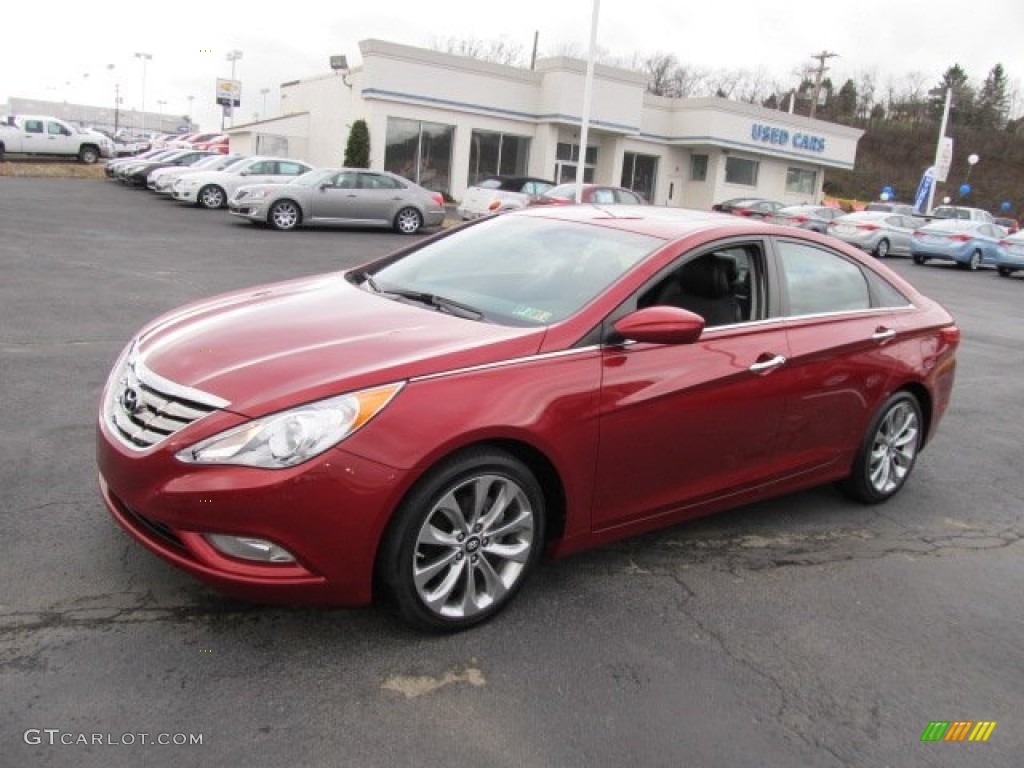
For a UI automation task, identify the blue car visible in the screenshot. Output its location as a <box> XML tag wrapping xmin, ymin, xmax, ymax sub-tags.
<box><xmin>996</xmin><ymin>231</ymin><xmax>1024</xmax><ymax>277</ymax></box>
<box><xmin>910</xmin><ymin>220</ymin><xmax>1005</xmax><ymax>270</ymax></box>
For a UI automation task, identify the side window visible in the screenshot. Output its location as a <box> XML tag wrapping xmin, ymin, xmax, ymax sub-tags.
<box><xmin>334</xmin><ymin>171</ymin><xmax>359</xmax><ymax>189</ymax></box>
<box><xmin>360</xmin><ymin>173</ymin><xmax>401</xmax><ymax>190</ymax></box>
<box><xmin>776</xmin><ymin>241</ymin><xmax>870</xmax><ymax>316</ymax></box>
<box><xmin>864</xmin><ymin>269</ymin><xmax>911</xmax><ymax>308</ymax></box>
<box><xmin>25</xmin><ymin>120</ymin><xmax>43</xmax><ymax>134</ymax></box>
<box><xmin>592</xmin><ymin>188</ymin><xmax>615</xmax><ymax>204</ymax></box>
<box><xmin>615</xmin><ymin>189</ymin><xmax>643</xmax><ymax>204</ymax></box>
<box><xmin>277</xmin><ymin>162</ymin><xmax>307</xmax><ymax>176</ymax></box>
<box><xmin>522</xmin><ymin>181</ymin><xmax>539</xmax><ymax>195</ymax></box>
<box><xmin>638</xmin><ymin>244</ymin><xmax>762</xmax><ymax>327</ymax></box>
<box><xmin>246</xmin><ymin>161</ymin><xmax>273</xmax><ymax>174</ymax></box>
<box><xmin>47</xmin><ymin>122</ymin><xmax>67</xmax><ymax>136</ymax></box>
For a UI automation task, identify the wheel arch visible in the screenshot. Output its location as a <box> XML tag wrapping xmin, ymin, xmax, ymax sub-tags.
<box><xmin>893</xmin><ymin>381</ymin><xmax>933</xmax><ymax>446</ymax></box>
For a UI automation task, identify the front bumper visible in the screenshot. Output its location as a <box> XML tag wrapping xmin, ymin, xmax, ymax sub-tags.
<box><xmin>172</xmin><ymin>185</ymin><xmax>199</xmax><ymax>203</ymax></box>
<box><xmin>97</xmin><ymin>419</ymin><xmax>406</xmax><ymax>606</ymax></box>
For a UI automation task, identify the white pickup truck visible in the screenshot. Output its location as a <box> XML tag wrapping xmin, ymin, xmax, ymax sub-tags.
<box><xmin>0</xmin><ymin>115</ymin><xmax>114</xmax><ymax>163</ymax></box>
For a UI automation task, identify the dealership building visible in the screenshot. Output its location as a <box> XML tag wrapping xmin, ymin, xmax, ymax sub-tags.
<box><xmin>227</xmin><ymin>39</ymin><xmax>863</xmax><ymax>208</ymax></box>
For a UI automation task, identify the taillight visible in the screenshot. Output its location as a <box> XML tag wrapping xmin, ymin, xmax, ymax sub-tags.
<box><xmin>792</xmin><ymin>216</ymin><xmax>808</xmax><ymax>223</ymax></box>
<box><xmin>940</xmin><ymin>324</ymin><xmax>961</xmax><ymax>346</ymax></box>
<box><xmin>913</xmin><ymin>230</ymin><xmax>925</xmax><ymax>237</ymax></box>
<box><xmin>857</xmin><ymin>224</ymin><xmax>880</xmax><ymax>231</ymax></box>
<box><xmin>431</xmin><ymin>193</ymin><xmax>444</xmax><ymax>206</ymax></box>
<box><xmin>488</xmin><ymin>200</ymin><xmax>502</xmax><ymax>211</ymax></box>
<box><xmin>948</xmin><ymin>234</ymin><xmax>971</xmax><ymax>242</ymax></box>
<box><xmin>998</xmin><ymin>240</ymin><xmax>1010</xmax><ymax>247</ymax></box>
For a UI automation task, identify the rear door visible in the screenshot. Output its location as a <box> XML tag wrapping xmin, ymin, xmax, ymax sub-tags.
<box><xmin>769</xmin><ymin>238</ymin><xmax>906</xmax><ymax>475</ymax></box>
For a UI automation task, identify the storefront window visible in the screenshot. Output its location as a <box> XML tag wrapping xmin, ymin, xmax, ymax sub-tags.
<box><xmin>468</xmin><ymin>131</ymin><xmax>531</xmax><ymax>186</ymax></box>
<box><xmin>385</xmin><ymin>117</ymin><xmax>454</xmax><ymax>195</ymax></box>
<box><xmin>725</xmin><ymin>156</ymin><xmax>759</xmax><ymax>186</ymax></box>
<box><xmin>555</xmin><ymin>142</ymin><xmax>597</xmax><ymax>184</ymax></box>
<box><xmin>786</xmin><ymin>167</ymin><xmax>817</xmax><ymax>196</ymax></box>
<box><xmin>621</xmin><ymin>152</ymin><xmax>658</xmax><ymax>203</ymax></box>
<box><xmin>690</xmin><ymin>154</ymin><xmax>708</xmax><ymax>182</ymax></box>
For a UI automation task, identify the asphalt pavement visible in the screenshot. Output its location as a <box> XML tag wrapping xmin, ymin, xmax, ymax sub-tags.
<box><xmin>1</xmin><ymin>178</ymin><xmax>1022</xmax><ymax>767</ymax></box>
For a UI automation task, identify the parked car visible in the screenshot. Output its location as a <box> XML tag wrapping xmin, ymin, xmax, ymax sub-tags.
<box><xmin>120</xmin><ymin>150</ymin><xmax>215</xmax><ymax>188</ymax></box>
<box><xmin>711</xmin><ymin>198</ymin><xmax>784</xmax><ymax>218</ymax></box>
<box><xmin>105</xmin><ymin>148</ymin><xmax>176</xmax><ymax>178</ymax></box>
<box><xmin>97</xmin><ymin>206</ymin><xmax>959</xmax><ymax>631</ymax></box>
<box><xmin>171</xmin><ymin>156</ymin><xmax>314</xmax><ymax>209</ymax></box>
<box><xmin>910</xmin><ymin>220</ymin><xmax>1005</xmax><ymax>269</ymax></box>
<box><xmin>529</xmin><ymin>183</ymin><xmax>647</xmax><ymax>206</ymax></box>
<box><xmin>864</xmin><ymin>202</ymin><xmax>921</xmax><ymax>217</ymax></box>
<box><xmin>993</xmin><ymin>216</ymin><xmax>1020</xmax><ymax>234</ymax></box>
<box><xmin>995</xmin><ymin>231</ymin><xmax>1024</xmax><ymax>277</ymax></box>
<box><xmin>228</xmin><ymin>168</ymin><xmax>446</xmax><ymax>234</ymax></box>
<box><xmin>0</xmin><ymin>115</ymin><xmax>113</xmax><ymax>163</ymax></box>
<box><xmin>767</xmin><ymin>205</ymin><xmax>845</xmax><ymax>233</ymax></box>
<box><xmin>193</xmin><ymin>134</ymin><xmax>228</xmax><ymax>152</ymax></box>
<box><xmin>149</xmin><ymin>154</ymin><xmax>246</xmax><ymax>194</ymax></box>
<box><xmin>457</xmin><ymin>176</ymin><xmax>555</xmax><ymax>219</ymax></box>
<box><xmin>929</xmin><ymin>205</ymin><xmax>994</xmax><ymax>223</ymax></box>
<box><xmin>827</xmin><ymin>211</ymin><xmax>919</xmax><ymax>258</ymax></box>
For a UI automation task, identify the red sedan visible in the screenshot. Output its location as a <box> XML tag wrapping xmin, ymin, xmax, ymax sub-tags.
<box><xmin>97</xmin><ymin>206</ymin><xmax>959</xmax><ymax>631</ymax></box>
<box><xmin>529</xmin><ymin>183</ymin><xmax>647</xmax><ymax>206</ymax></box>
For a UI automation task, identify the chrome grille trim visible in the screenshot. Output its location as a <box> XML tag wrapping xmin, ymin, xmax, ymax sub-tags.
<box><xmin>104</xmin><ymin>352</ymin><xmax>229</xmax><ymax>452</ymax></box>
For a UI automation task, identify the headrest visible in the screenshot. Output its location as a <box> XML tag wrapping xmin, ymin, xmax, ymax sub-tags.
<box><xmin>681</xmin><ymin>256</ymin><xmax>731</xmax><ymax>299</ymax></box>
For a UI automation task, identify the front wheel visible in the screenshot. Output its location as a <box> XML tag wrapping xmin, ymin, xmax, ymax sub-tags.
<box><xmin>394</xmin><ymin>206</ymin><xmax>423</xmax><ymax>235</ymax></box>
<box><xmin>268</xmin><ymin>199</ymin><xmax>301</xmax><ymax>230</ymax></box>
<box><xmin>998</xmin><ymin>266</ymin><xmax>1013</xmax><ymax>277</ymax></box>
<box><xmin>840</xmin><ymin>392</ymin><xmax>923</xmax><ymax>504</ymax></box>
<box><xmin>79</xmin><ymin>146</ymin><xmax>99</xmax><ymax>164</ymax></box>
<box><xmin>379</xmin><ymin>448</ymin><xmax>545</xmax><ymax>632</ymax></box>
<box><xmin>874</xmin><ymin>239</ymin><xmax>890</xmax><ymax>259</ymax></box>
<box><xmin>966</xmin><ymin>250</ymin><xmax>982</xmax><ymax>271</ymax></box>
<box><xmin>198</xmin><ymin>185</ymin><xmax>226</xmax><ymax>209</ymax></box>
<box><xmin>912</xmin><ymin>254</ymin><xmax>926</xmax><ymax>265</ymax></box>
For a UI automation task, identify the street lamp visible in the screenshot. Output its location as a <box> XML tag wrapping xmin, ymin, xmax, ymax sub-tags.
<box><xmin>260</xmin><ymin>87</ymin><xmax>270</xmax><ymax>120</ymax></box>
<box><xmin>157</xmin><ymin>100</ymin><xmax>167</xmax><ymax>132</ymax></box>
<box><xmin>134</xmin><ymin>52</ymin><xmax>152</xmax><ymax>132</ymax></box>
<box><xmin>187</xmin><ymin>95</ymin><xmax>195</xmax><ymax>128</ymax></box>
<box><xmin>225</xmin><ymin>49</ymin><xmax>243</xmax><ymax>128</ymax></box>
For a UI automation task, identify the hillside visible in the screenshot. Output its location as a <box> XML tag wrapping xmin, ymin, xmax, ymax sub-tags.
<box><xmin>825</xmin><ymin>124</ymin><xmax>1024</xmax><ymax>215</ymax></box>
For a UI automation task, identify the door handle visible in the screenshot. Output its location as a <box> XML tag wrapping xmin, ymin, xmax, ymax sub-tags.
<box><xmin>749</xmin><ymin>354</ymin><xmax>787</xmax><ymax>374</ymax></box>
<box><xmin>872</xmin><ymin>327</ymin><xmax>896</xmax><ymax>343</ymax></box>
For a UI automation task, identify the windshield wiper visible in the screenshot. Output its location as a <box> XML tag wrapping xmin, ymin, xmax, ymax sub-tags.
<box><xmin>377</xmin><ymin>286</ymin><xmax>485</xmax><ymax>321</ymax></box>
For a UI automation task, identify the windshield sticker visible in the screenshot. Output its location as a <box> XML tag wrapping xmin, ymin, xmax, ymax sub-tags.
<box><xmin>511</xmin><ymin>305</ymin><xmax>553</xmax><ymax>323</ymax></box>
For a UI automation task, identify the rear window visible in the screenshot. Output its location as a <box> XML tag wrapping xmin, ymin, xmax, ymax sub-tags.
<box><xmin>477</xmin><ymin>179</ymin><xmax>502</xmax><ymax>189</ymax></box>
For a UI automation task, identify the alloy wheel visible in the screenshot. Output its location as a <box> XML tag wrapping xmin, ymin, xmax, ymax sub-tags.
<box><xmin>867</xmin><ymin>400</ymin><xmax>920</xmax><ymax>495</ymax></box>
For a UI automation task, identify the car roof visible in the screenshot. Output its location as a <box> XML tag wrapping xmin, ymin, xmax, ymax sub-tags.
<box><xmin>513</xmin><ymin>203</ymin><xmax>763</xmax><ymax>240</ymax></box>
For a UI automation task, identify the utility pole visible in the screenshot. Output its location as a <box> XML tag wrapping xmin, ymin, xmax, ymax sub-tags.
<box><xmin>808</xmin><ymin>50</ymin><xmax>838</xmax><ymax>120</ymax></box>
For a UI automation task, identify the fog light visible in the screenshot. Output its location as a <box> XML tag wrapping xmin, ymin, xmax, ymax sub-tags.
<box><xmin>205</xmin><ymin>534</ymin><xmax>296</xmax><ymax>563</ymax></box>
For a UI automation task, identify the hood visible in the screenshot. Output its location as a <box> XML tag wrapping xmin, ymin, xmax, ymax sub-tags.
<box><xmin>135</xmin><ymin>273</ymin><xmax>545</xmax><ymax>416</ymax></box>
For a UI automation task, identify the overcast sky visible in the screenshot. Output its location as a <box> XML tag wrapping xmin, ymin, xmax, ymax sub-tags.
<box><xmin>3</xmin><ymin>1</ymin><xmax>1021</xmax><ymax>132</ymax></box>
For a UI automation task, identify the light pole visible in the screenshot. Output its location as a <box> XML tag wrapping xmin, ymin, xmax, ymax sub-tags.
<box><xmin>260</xmin><ymin>87</ymin><xmax>269</xmax><ymax>120</ymax></box>
<box><xmin>187</xmin><ymin>95</ymin><xmax>195</xmax><ymax>128</ymax></box>
<box><xmin>225</xmin><ymin>49</ymin><xmax>243</xmax><ymax>128</ymax></box>
<box><xmin>134</xmin><ymin>52</ymin><xmax>152</xmax><ymax>133</ymax></box>
<box><xmin>157</xmin><ymin>100</ymin><xmax>167</xmax><ymax>132</ymax></box>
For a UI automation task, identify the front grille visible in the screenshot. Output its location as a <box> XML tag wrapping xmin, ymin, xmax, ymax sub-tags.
<box><xmin>104</xmin><ymin>350</ymin><xmax>229</xmax><ymax>451</ymax></box>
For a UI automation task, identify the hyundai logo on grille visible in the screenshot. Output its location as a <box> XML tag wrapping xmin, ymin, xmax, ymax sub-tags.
<box><xmin>120</xmin><ymin>386</ymin><xmax>140</xmax><ymax>414</ymax></box>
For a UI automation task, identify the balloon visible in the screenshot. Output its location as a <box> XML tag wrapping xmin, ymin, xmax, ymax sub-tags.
<box><xmin>1001</xmin><ymin>201</ymin><xmax>1012</xmax><ymax>212</ymax></box>
<box><xmin>880</xmin><ymin>192</ymin><xmax>891</xmax><ymax>201</ymax></box>
<box><xmin>959</xmin><ymin>184</ymin><xmax>971</xmax><ymax>196</ymax></box>
<box><xmin>882</xmin><ymin>186</ymin><xmax>894</xmax><ymax>196</ymax></box>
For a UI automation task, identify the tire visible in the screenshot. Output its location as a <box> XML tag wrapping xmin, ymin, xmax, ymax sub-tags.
<box><xmin>912</xmin><ymin>254</ymin><xmax>926</xmax><ymax>265</ymax></box>
<box><xmin>198</xmin><ymin>185</ymin><xmax>226</xmax><ymax>209</ymax></box>
<box><xmin>379</xmin><ymin>448</ymin><xmax>545</xmax><ymax>632</ymax></box>
<box><xmin>840</xmin><ymin>392</ymin><xmax>923</xmax><ymax>504</ymax></box>
<box><xmin>394</xmin><ymin>206</ymin><xmax>423</xmax><ymax>235</ymax></box>
<box><xmin>79</xmin><ymin>146</ymin><xmax>99</xmax><ymax>164</ymax></box>
<box><xmin>998</xmin><ymin>267</ymin><xmax>1013</xmax><ymax>277</ymax></box>
<box><xmin>268</xmin><ymin>199</ymin><xmax>301</xmax><ymax>231</ymax></box>
<box><xmin>967</xmin><ymin>250</ymin><xmax>982</xmax><ymax>271</ymax></box>
<box><xmin>874</xmin><ymin>239</ymin><xmax>890</xmax><ymax>259</ymax></box>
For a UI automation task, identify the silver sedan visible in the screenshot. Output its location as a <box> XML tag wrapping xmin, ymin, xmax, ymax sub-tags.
<box><xmin>827</xmin><ymin>211</ymin><xmax>920</xmax><ymax>258</ymax></box>
<box><xmin>228</xmin><ymin>168</ymin><xmax>446</xmax><ymax>234</ymax></box>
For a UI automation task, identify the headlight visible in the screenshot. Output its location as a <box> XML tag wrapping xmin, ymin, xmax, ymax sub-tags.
<box><xmin>246</xmin><ymin>189</ymin><xmax>269</xmax><ymax>201</ymax></box>
<box><xmin>176</xmin><ymin>382</ymin><xmax>404</xmax><ymax>468</ymax></box>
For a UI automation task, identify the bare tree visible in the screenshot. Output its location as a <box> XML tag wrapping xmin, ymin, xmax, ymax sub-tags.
<box><xmin>429</xmin><ymin>36</ymin><xmax>526</xmax><ymax>67</ymax></box>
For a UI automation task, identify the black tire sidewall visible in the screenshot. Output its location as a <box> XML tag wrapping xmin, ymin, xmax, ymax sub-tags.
<box><xmin>380</xmin><ymin>448</ymin><xmax>545</xmax><ymax>632</ymax></box>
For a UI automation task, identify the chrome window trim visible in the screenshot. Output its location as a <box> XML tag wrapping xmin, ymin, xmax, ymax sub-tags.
<box><xmin>410</xmin><ymin>345</ymin><xmax>603</xmax><ymax>383</ymax></box>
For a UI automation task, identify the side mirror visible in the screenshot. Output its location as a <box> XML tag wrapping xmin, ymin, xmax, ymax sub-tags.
<box><xmin>613</xmin><ymin>306</ymin><xmax>705</xmax><ymax>345</ymax></box>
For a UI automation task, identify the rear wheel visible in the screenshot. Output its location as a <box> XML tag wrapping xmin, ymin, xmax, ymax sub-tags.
<box><xmin>912</xmin><ymin>254</ymin><xmax>926</xmax><ymax>265</ymax></box>
<box><xmin>874</xmin><ymin>239</ymin><xmax>890</xmax><ymax>259</ymax></box>
<box><xmin>198</xmin><ymin>185</ymin><xmax>226</xmax><ymax>209</ymax></box>
<box><xmin>966</xmin><ymin>250</ymin><xmax>982</xmax><ymax>271</ymax></box>
<box><xmin>268</xmin><ymin>199</ymin><xmax>301</xmax><ymax>231</ymax></box>
<box><xmin>998</xmin><ymin>266</ymin><xmax>1013</xmax><ymax>277</ymax></box>
<box><xmin>379</xmin><ymin>448</ymin><xmax>545</xmax><ymax>632</ymax></box>
<box><xmin>394</xmin><ymin>206</ymin><xmax>423</xmax><ymax>235</ymax></box>
<box><xmin>841</xmin><ymin>392</ymin><xmax>922</xmax><ymax>504</ymax></box>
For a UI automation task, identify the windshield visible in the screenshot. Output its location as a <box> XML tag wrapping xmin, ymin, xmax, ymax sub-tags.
<box><xmin>368</xmin><ymin>215</ymin><xmax>663</xmax><ymax>326</ymax></box>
